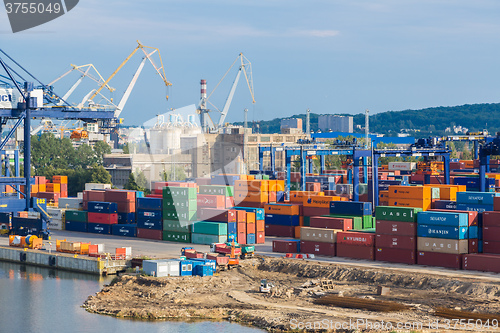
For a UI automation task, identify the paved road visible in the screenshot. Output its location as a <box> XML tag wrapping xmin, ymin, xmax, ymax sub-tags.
<box><xmin>2</xmin><ymin>230</ymin><xmax>500</xmax><ymax>281</ymax></box>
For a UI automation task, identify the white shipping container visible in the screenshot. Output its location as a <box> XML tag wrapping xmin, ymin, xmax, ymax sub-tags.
<box><xmin>58</xmin><ymin>198</ymin><xmax>82</xmax><ymax>209</ymax></box>
<box><xmin>49</xmin><ymin>218</ymin><xmax>64</xmax><ymax>230</ymax></box>
<box><xmin>47</xmin><ymin>208</ymin><xmax>65</xmax><ymax>219</ymax></box>
<box><xmin>85</xmin><ymin>183</ymin><xmax>112</xmax><ymax>191</ymax></box>
<box><xmin>388</xmin><ymin>162</ymin><xmax>416</xmax><ymax>171</ymax></box>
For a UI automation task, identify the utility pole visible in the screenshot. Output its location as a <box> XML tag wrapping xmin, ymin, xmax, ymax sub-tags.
<box><xmin>365</xmin><ymin>109</ymin><xmax>369</xmax><ymax>148</ymax></box>
<box><xmin>306</xmin><ymin>108</ymin><xmax>310</xmax><ymax>137</ymax></box>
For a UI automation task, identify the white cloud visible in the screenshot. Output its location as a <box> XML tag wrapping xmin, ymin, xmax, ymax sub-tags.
<box><xmin>297</xmin><ymin>30</ymin><xmax>341</xmax><ymax>38</ymax></box>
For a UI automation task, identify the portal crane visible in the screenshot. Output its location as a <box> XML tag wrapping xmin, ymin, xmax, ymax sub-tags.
<box><xmin>198</xmin><ymin>53</ymin><xmax>255</xmax><ymax>133</ymax></box>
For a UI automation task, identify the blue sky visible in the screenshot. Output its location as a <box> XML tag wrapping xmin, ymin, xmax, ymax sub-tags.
<box><xmin>1</xmin><ymin>0</ymin><xmax>500</xmax><ymax>126</ymax></box>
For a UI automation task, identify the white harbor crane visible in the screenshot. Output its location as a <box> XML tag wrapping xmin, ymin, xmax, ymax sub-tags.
<box><xmin>198</xmin><ymin>53</ymin><xmax>255</xmax><ymax>133</ymax></box>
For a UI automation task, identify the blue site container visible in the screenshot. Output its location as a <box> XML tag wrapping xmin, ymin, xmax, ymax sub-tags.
<box><xmin>191</xmin><ymin>258</ymin><xmax>216</xmax><ymax>271</ymax></box>
<box><xmin>87</xmin><ymin>201</ymin><xmax>118</xmax><ymax>214</ymax></box>
<box><xmin>417</xmin><ymin>224</ymin><xmax>468</xmax><ymax>239</ymax></box>
<box><xmin>193</xmin><ymin>264</ymin><xmax>214</xmax><ymax>277</ymax></box>
<box><xmin>456</xmin><ymin>203</ymin><xmax>493</xmax><ymax>214</ymax></box>
<box><xmin>433</xmin><ymin>200</ymin><xmax>457</xmax><ymax>210</ymax></box>
<box><xmin>227</xmin><ymin>222</ymin><xmax>237</xmax><ymax>235</ymax></box>
<box><xmin>137</xmin><ymin>197</ymin><xmax>163</xmax><ymax>211</ymax></box>
<box><xmin>417</xmin><ymin>212</ymin><xmax>469</xmax><ymax>227</ymax></box>
<box><xmin>117</xmin><ymin>212</ymin><xmax>136</xmax><ymax>224</ymax></box>
<box><xmin>265</xmin><ymin>214</ymin><xmax>300</xmax><ymax>226</ymax></box>
<box><xmin>137</xmin><ymin>218</ymin><xmax>163</xmax><ymax>230</ymax></box>
<box><xmin>111</xmin><ymin>224</ymin><xmax>137</xmax><ymax>237</ymax></box>
<box><xmin>64</xmin><ymin>220</ymin><xmax>87</xmax><ymax>232</ymax></box>
<box><xmin>179</xmin><ymin>260</ymin><xmax>193</xmax><ymax>276</ymax></box>
<box><xmin>137</xmin><ymin>209</ymin><xmax>162</xmax><ymax>220</ymax></box>
<box><xmin>246</xmin><ymin>233</ymin><xmax>256</xmax><ymax>244</ymax></box>
<box><xmin>227</xmin><ymin>233</ymin><xmax>237</xmax><ymax>242</ymax></box>
<box><xmin>233</xmin><ymin>207</ymin><xmax>265</xmax><ymax>220</ymax></box>
<box><xmin>87</xmin><ymin>223</ymin><xmax>112</xmax><ymax>234</ymax></box>
<box><xmin>469</xmin><ymin>226</ymin><xmax>479</xmax><ymax>239</ymax></box>
<box><xmin>330</xmin><ymin>201</ymin><xmax>372</xmax><ymax>216</ymax></box>
<box><xmin>456</xmin><ymin>191</ymin><xmax>500</xmax><ymax>205</ymax></box>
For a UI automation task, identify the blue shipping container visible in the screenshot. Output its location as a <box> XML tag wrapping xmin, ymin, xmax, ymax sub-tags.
<box><xmin>117</xmin><ymin>212</ymin><xmax>136</xmax><ymax>224</ymax></box>
<box><xmin>137</xmin><ymin>197</ymin><xmax>163</xmax><ymax>211</ymax></box>
<box><xmin>87</xmin><ymin>223</ymin><xmax>112</xmax><ymax>235</ymax></box>
<box><xmin>469</xmin><ymin>226</ymin><xmax>478</xmax><ymax>239</ymax></box>
<box><xmin>193</xmin><ymin>264</ymin><xmax>214</xmax><ymax>277</ymax></box>
<box><xmin>137</xmin><ymin>218</ymin><xmax>163</xmax><ymax>230</ymax></box>
<box><xmin>227</xmin><ymin>232</ymin><xmax>237</xmax><ymax>242</ymax></box>
<box><xmin>417</xmin><ymin>224</ymin><xmax>468</xmax><ymax>239</ymax></box>
<box><xmin>87</xmin><ymin>201</ymin><xmax>118</xmax><ymax>214</ymax></box>
<box><xmin>112</xmin><ymin>224</ymin><xmax>137</xmax><ymax>237</ymax></box>
<box><xmin>456</xmin><ymin>203</ymin><xmax>493</xmax><ymax>214</ymax></box>
<box><xmin>137</xmin><ymin>209</ymin><xmax>162</xmax><ymax>220</ymax></box>
<box><xmin>246</xmin><ymin>233</ymin><xmax>256</xmax><ymax>244</ymax></box>
<box><xmin>330</xmin><ymin>201</ymin><xmax>372</xmax><ymax>216</ymax></box>
<box><xmin>227</xmin><ymin>222</ymin><xmax>237</xmax><ymax>235</ymax></box>
<box><xmin>417</xmin><ymin>212</ymin><xmax>469</xmax><ymax>227</ymax></box>
<box><xmin>265</xmin><ymin>214</ymin><xmax>300</xmax><ymax>226</ymax></box>
<box><xmin>456</xmin><ymin>191</ymin><xmax>500</xmax><ymax>205</ymax></box>
<box><xmin>65</xmin><ymin>220</ymin><xmax>87</xmax><ymax>232</ymax></box>
<box><xmin>190</xmin><ymin>258</ymin><xmax>216</xmax><ymax>271</ymax></box>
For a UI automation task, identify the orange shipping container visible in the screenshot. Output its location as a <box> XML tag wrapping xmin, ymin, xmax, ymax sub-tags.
<box><xmin>38</xmin><ymin>184</ymin><xmax>46</xmax><ymax>192</ymax></box>
<box><xmin>234</xmin><ymin>191</ymin><xmax>269</xmax><ymax>203</ymax></box>
<box><xmin>439</xmin><ymin>187</ymin><xmax>457</xmax><ymax>201</ymax></box>
<box><xmin>236</xmin><ymin>210</ymin><xmax>246</xmax><ymax>223</ymax></box>
<box><xmin>388</xmin><ymin>198</ymin><xmax>431</xmax><ymax>211</ymax></box>
<box><xmin>268</xmin><ymin>191</ymin><xmax>277</xmax><ymax>203</ymax></box>
<box><xmin>269</xmin><ymin>180</ymin><xmax>285</xmax><ymax>192</ymax></box>
<box><xmin>256</xmin><ymin>220</ymin><xmax>265</xmax><ymax>232</ymax></box>
<box><xmin>389</xmin><ymin>185</ymin><xmax>431</xmax><ymax>200</ymax></box>
<box><xmin>247</xmin><ymin>223</ymin><xmax>256</xmax><ymax>234</ymax></box>
<box><xmin>53</xmin><ymin>175</ymin><xmax>68</xmax><ymax>184</ymax></box>
<box><xmin>289</xmin><ymin>191</ymin><xmax>324</xmax><ymax>203</ymax></box>
<box><xmin>264</xmin><ymin>203</ymin><xmax>300</xmax><ymax>215</ymax></box>
<box><xmin>246</xmin><ymin>212</ymin><xmax>256</xmax><ymax>224</ymax></box>
<box><xmin>303</xmin><ymin>195</ymin><xmax>344</xmax><ymax>208</ymax></box>
<box><xmin>234</xmin><ymin>180</ymin><xmax>269</xmax><ymax>192</ymax></box>
<box><xmin>46</xmin><ymin>183</ymin><xmax>61</xmax><ymax>193</ymax></box>
<box><xmin>294</xmin><ymin>226</ymin><xmax>302</xmax><ymax>239</ymax></box>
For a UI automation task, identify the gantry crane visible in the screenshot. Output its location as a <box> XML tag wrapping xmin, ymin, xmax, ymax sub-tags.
<box><xmin>198</xmin><ymin>53</ymin><xmax>255</xmax><ymax>133</ymax></box>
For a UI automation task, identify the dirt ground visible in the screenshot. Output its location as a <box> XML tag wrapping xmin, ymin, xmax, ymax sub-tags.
<box><xmin>83</xmin><ymin>256</ymin><xmax>500</xmax><ymax>332</ymax></box>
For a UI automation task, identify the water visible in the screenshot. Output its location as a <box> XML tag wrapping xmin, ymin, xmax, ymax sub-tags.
<box><xmin>0</xmin><ymin>262</ymin><xmax>264</xmax><ymax>333</ymax></box>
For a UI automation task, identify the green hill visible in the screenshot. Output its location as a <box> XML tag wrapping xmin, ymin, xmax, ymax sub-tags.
<box><xmin>234</xmin><ymin>103</ymin><xmax>500</xmax><ymax>137</ymax></box>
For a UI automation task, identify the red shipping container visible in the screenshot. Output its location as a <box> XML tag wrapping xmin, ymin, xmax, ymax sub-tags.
<box><xmin>196</xmin><ymin>178</ymin><xmax>212</xmax><ymax>186</ymax></box>
<box><xmin>375</xmin><ymin>220</ymin><xmax>417</xmax><ymax>237</ymax></box>
<box><xmin>225</xmin><ymin>196</ymin><xmax>235</xmax><ymax>209</ymax></box>
<box><xmin>469</xmin><ymin>239</ymin><xmax>479</xmax><ymax>254</ymax></box>
<box><xmin>235</xmin><ymin>200</ymin><xmax>266</xmax><ymax>208</ymax></box>
<box><xmin>237</xmin><ymin>222</ymin><xmax>246</xmax><ymax>233</ymax></box>
<box><xmin>37</xmin><ymin>192</ymin><xmax>60</xmax><ymax>204</ymax></box>
<box><xmin>494</xmin><ymin>197</ymin><xmax>500</xmax><ymax>211</ymax></box>
<box><xmin>306</xmin><ymin>182</ymin><xmax>321</xmax><ymax>192</ymax></box>
<box><xmin>268</xmin><ymin>191</ymin><xmax>277</xmax><ymax>203</ymax></box>
<box><xmin>482</xmin><ymin>241</ymin><xmax>500</xmax><ymax>254</ymax></box>
<box><xmin>256</xmin><ymin>231</ymin><xmax>265</xmax><ymax>244</ymax></box>
<box><xmin>265</xmin><ymin>224</ymin><xmax>295</xmax><ymax>237</ymax></box>
<box><xmin>376</xmin><ymin>247</ymin><xmax>416</xmax><ymax>265</ymax></box>
<box><xmin>430</xmin><ymin>209</ymin><xmax>478</xmax><ymax>226</ymax></box>
<box><xmin>300</xmin><ymin>241</ymin><xmax>336</xmax><ymax>256</ymax></box>
<box><xmin>145</xmin><ymin>194</ymin><xmax>163</xmax><ymax>198</ymax></box>
<box><xmin>375</xmin><ymin>234</ymin><xmax>417</xmax><ymax>250</ymax></box>
<box><xmin>463</xmin><ymin>253</ymin><xmax>500</xmax><ymax>273</ymax></box>
<box><xmin>302</xmin><ymin>206</ymin><xmax>330</xmax><ymax>217</ymax></box>
<box><xmin>483</xmin><ymin>211</ymin><xmax>500</xmax><ymax>227</ymax></box>
<box><xmin>198</xmin><ymin>208</ymin><xmax>237</xmax><ymax>222</ymax></box>
<box><xmin>336</xmin><ymin>243</ymin><xmax>374</xmax><ymax>260</ymax></box>
<box><xmin>273</xmin><ymin>240</ymin><xmax>299</xmax><ymax>253</ymax></box>
<box><xmin>105</xmin><ymin>189</ymin><xmax>135</xmax><ymax>202</ymax></box>
<box><xmin>117</xmin><ymin>201</ymin><xmax>136</xmax><ymax>213</ymax></box>
<box><xmin>137</xmin><ymin>228</ymin><xmax>163</xmax><ymax>240</ymax></box>
<box><xmin>85</xmin><ymin>190</ymin><xmax>106</xmax><ymax>202</ymax></box>
<box><xmin>197</xmin><ymin>194</ymin><xmax>226</xmax><ymax>209</ymax></box>
<box><xmin>237</xmin><ymin>232</ymin><xmax>246</xmax><ymax>245</ymax></box>
<box><xmin>247</xmin><ymin>222</ymin><xmax>256</xmax><ymax>234</ymax></box>
<box><xmin>87</xmin><ymin>212</ymin><xmax>118</xmax><ymax>224</ymax></box>
<box><xmin>236</xmin><ymin>210</ymin><xmax>246</xmax><ymax>223</ymax></box>
<box><xmin>309</xmin><ymin>216</ymin><xmax>352</xmax><ymax>231</ymax></box>
<box><xmin>417</xmin><ymin>251</ymin><xmax>462</xmax><ymax>269</ymax></box>
<box><xmin>60</xmin><ymin>183</ymin><xmax>68</xmax><ymax>192</ymax></box>
<box><xmin>337</xmin><ymin>231</ymin><xmax>375</xmax><ymax>246</ymax></box>
<box><xmin>482</xmin><ymin>226</ymin><xmax>500</xmax><ymax>242</ymax></box>
<box><xmin>60</xmin><ymin>191</ymin><xmax>68</xmax><ymax>198</ymax></box>
<box><xmin>256</xmin><ymin>220</ymin><xmax>265</xmax><ymax>232</ymax></box>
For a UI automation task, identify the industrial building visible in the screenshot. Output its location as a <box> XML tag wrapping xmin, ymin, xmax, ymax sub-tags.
<box><xmin>318</xmin><ymin>115</ymin><xmax>353</xmax><ymax>133</ymax></box>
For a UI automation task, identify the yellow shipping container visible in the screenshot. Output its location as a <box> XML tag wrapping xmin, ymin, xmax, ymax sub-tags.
<box><xmin>389</xmin><ymin>185</ymin><xmax>431</xmax><ymax>200</ymax></box>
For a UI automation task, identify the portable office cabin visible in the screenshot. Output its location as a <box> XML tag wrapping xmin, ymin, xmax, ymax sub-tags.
<box><xmin>143</xmin><ymin>259</ymin><xmax>180</xmax><ymax>277</ymax></box>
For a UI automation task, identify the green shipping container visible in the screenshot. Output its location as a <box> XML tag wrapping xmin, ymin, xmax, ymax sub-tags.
<box><xmin>163</xmin><ymin>209</ymin><xmax>197</xmax><ymax>222</ymax></box>
<box><xmin>163</xmin><ymin>231</ymin><xmax>191</xmax><ymax>243</ymax></box>
<box><xmin>324</xmin><ymin>214</ymin><xmax>363</xmax><ymax>230</ymax></box>
<box><xmin>65</xmin><ymin>210</ymin><xmax>87</xmax><ymax>223</ymax></box>
<box><xmin>375</xmin><ymin>206</ymin><xmax>422</xmax><ymax>223</ymax></box>
<box><xmin>290</xmin><ymin>182</ymin><xmax>301</xmax><ymax>191</ymax></box>
<box><xmin>351</xmin><ymin>227</ymin><xmax>376</xmax><ymax>233</ymax></box>
<box><xmin>163</xmin><ymin>220</ymin><xmax>195</xmax><ymax>233</ymax></box>
<box><xmin>198</xmin><ymin>185</ymin><xmax>234</xmax><ymax>197</ymax></box>
<box><xmin>303</xmin><ymin>216</ymin><xmax>310</xmax><ymax>227</ymax></box>
<box><xmin>191</xmin><ymin>221</ymin><xmax>228</xmax><ymax>235</ymax></box>
<box><xmin>191</xmin><ymin>233</ymin><xmax>228</xmax><ymax>245</ymax></box>
<box><xmin>362</xmin><ymin>215</ymin><xmax>373</xmax><ymax>229</ymax></box>
<box><xmin>163</xmin><ymin>199</ymin><xmax>197</xmax><ymax>213</ymax></box>
<box><xmin>163</xmin><ymin>187</ymin><xmax>197</xmax><ymax>200</ymax></box>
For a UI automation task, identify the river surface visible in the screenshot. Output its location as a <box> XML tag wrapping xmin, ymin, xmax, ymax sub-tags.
<box><xmin>0</xmin><ymin>261</ymin><xmax>264</xmax><ymax>333</ymax></box>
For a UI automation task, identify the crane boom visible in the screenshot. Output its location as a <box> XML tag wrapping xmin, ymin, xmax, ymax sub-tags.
<box><xmin>58</xmin><ymin>66</ymin><xmax>90</xmax><ymax>105</ymax></box>
<box><xmin>218</xmin><ymin>68</ymin><xmax>242</xmax><ymax>127</ymax></box>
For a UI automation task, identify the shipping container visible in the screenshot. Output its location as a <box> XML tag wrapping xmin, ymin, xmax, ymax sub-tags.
<box><xmin>87</xmin><ymin>212</ymin><xmax>118</xmax><ymax>224</ymax></box>
<box><xmin>137</xmin><ymin>228</ymin><xmax>163</xmax><ymax>240</ymax></box>
<box><xmin>456</xmin><ymin>203</ymin><xmax>493</xmax><ymax>213</ymax></box>
<box><xmin>272</xmin><ymin>239</ymin><xmax>300</xmax><ymax>253</ymax></box>
<box><xmin>198</xmin><ymin>185</ymin><xmax>234</xmax><ymax>197</ymax></box>
<box><xmin>65</xmin><ymin>210</ymin><xmax>87</xmax><ymax>223</ymax></box>
<box><xmin>137</xmin><ymin>197</ymin><xmax>163</xmax><ymax>211</ymax></box>
<box><xmin>300</xmin><ymin>241</ymin><xmax>336</xmax><ymax>256</ymax></box>
<box><xmin>246</xmin><ymin>222</ymin><xmax>255</xmax><ymax>234</ymax></box>
<box><xmin>389</xmin><ymin>185</ymin><xmax>431</xmax><ymax>199</ymax></box>
<box><xmin>264</xmin><ymin>203</ymin><xmax>300</xmax><ymax>215</ymax></box>
<box><xmin>64</xmin><ymin>220</ymin><xmax>87</xmax><ymax>232</ymax></box>
<box><xmin>481</xmin><ymin>241</ymin><xmax>500</xmax><ymax>254</ymax></box>
<box><xmin>163</xmin><ymin>199</ymin><xmax>197</xmax><ymax>212</ymax></box>
<box><xmin>309</xmin><ymin>216</ymin><xmax>352</xmax><ymax>231</ymax></box>
<box><xmin>375</xmin><ymin>206</ymin><xmax>422</xmax><ymax>222</ymax></box>
<box><xmin>482</xmin><ymin>226</ymin><xmax>500</xmax><ymax>242</ymax></box>
<box><xmin>300</xmin><ymin>227</ymin><xmax>341</xmax><ymax>243</ymax></box>
<box><xmin>336</xmin><ymin>243</ymin><xmax>374</xmax><ymax>260</ymax></box>
<box><xmin>433</xmin><ymin>200</ymin><xmax>457</xmax><ymax>210</ymax></box>
<box><xmin>417</xmin><ymin>211</ymin><xmax>469</xmax><ymax>227</ymax></box>
<box><xmin>162</xmin><ymin>231</ymin><xmax>191</xmax><ymax>243</ymax></box>
<box><xmin>162</xmin><ymin>220</ymin><xmax>194</xmax><ymax>233</ymax></box>
<box><xmin>163</xmin><ymin>187</ymin><xmax>197</xmax><ymax>200</ymax></box>
<box><xmin>143</xmin><ymin>259</ymin><xmax>180</xmax><ymax>277</ymax></box>
<box><xmin>256</xmin><ymin>231</ymin><xmax>265</xmax><ymax>244</ymax></box>
<box><xmin>111</xmin><ymin>224</ymin><xmax>137</xmax><ymax>237</ymax></box>
<box><xmin>87</xmin><ymin>201</ymin><xmax>118</xmax><ymax>214</ymax></box>
<box><xmin>265</xmin><ymin>214</ymin><xmax>300</xmax><ymax>226</ymax></box>
<box><xmin>191</xmin><ymin>221</ymin><xmax>228</xmax><ymax>235</ymax></box>
<box><xmin>482</xmin><ymin>211</ymin><xmax>500</xmax><ymax>227</ymax></box>
<box><xmin>417</xmin><ymin>224</ymin><xmax>468</xmax><ymax>239</ymax></box>
<box><xmin>375</xmin><ymin>247</ymin><xmax>416</xmax><ymax>264</ymax></box>
<box><xmin>417</xmin><ymin>237</ymin><xmax>468</xmax><ymax>254</ymax></box>
<box><xmin>457</xmin><ymin>192</ymin><xmax>500</xmax><ymax>205</ymax></box>
<box><xmin>232</xmin><ymin>207</ymin><xmax>265</xmax><ymax>220</ymax></box>
<box><xmin>375</xmin><ymin>220</ymin><xmax>417</xmax><ymax>236</ymax></box>
<box><xmin>87</xmin><ymin>223</ymin><xmax>112</xmax><ymax>235</ymax></box>
<box><xmin>104</xmin><ymin>189</ymin><xmax>136</xmax><ymax>202</ymax></box>
<box><xmin>265</xmin><ymin>224</ymin><xmax>295</xmax><ymax>237</ymax></box>
<box><xmin>163</xmin><ymin>209</ymin><xmax>197</xmax><ymax>222</ymax></box>
<box><xmin>336</xmin><ymin>231</ymin><xmax>375</xmax><ymax>246</ymax></box>
<box><xmin>302</xmin><ymin>206</ymin><xmax>331</xmax><ymax>217</ymax></box>
<box><xmin>330</xmin><ymin>201</ymin><xmax>372</xmax><ymax>216</ymax></box>
<box><xmin>117</xmin><ymin>212</ymin><xmax>136</xmax><ymax>224</ymax></box>
<box><xmin>137</xmin><ymin>210</ymin><xmax>162</xmax><ymax>220</ymax></box>
<box><xmin>388</xmin><ymin>198</ymin><xmax>431</xmax><ymax>211</ymax></box>
<box><xmin>430</xmin><ymin>209</ymin><xmax>478</xmax><ymax>226</ymax></box>
<box><xmin>463</xmin><ymin>253</ymin><xmax>500</xmax><ymax>273</ymax></box>
<box><xmin>197</xmin><ymin>194</ymin><xmax>226</xmax><ymax>209</ymax></box>
<box><xmin>137</xmin><ymin>219</ymin><xmax>163</xmax><ymax>230</ymax></box>
<box><xmin>246</xmin><ymin>233</ymin><xmax>256</xmax><ymax>244</ymax></box>
<box><xmin>417</xmin><ymin>252</ymin><xmax>462</xmax><ymax>269</ymax></box>
<box><xmin>197</xmin><ymin>208</ymin><xmax>237</xmax><ymax>222</ymax></box>
<box><xmin>191</xmin><ymin>233</ymin><xmax>227</xmax><ymax>245</ymax></box>
<box><xmin>375</xmin><ymin>234</ymin><xmax>416</xmax><ymax>250</ymax></box>
<box><xmin>326</xmin><ymin>215</ymin><xmax>363</xmax><ymax>230</ymax></box>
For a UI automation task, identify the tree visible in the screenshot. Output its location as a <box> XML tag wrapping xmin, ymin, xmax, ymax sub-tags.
<box><xmin>124</xmin><ymin>173</ymin><xmax>141</xmax><ymax>191</ymax></box>
<box><xmin>93</xmin><ymin>141</ymin><xmax>112</xmax><ymax>164</ymax></box>
<box><xmin>160</xmin><ymin>166</ymin><xmax>187</xmax><ymax>181</ymax></box>
<box><xmin>122</xmin><ymin>143</ymin><xmax>130</xmax><ymax>154</ymax></box>
<box><xmin>135</xmin><ymin>168</ymin><xmax>148</xmax><ymax>189</ymax></box>
<box><xmin>89</xmin><ymin>164</ymin><xmax>112</xmax><ymax>184</ymax></box>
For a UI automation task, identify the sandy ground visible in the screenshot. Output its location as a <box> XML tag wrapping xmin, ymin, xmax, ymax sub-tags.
<box><xmin>83</xmin><ymin>256</ymin><xmax>500</xmax><ymax>332</ymax></box>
